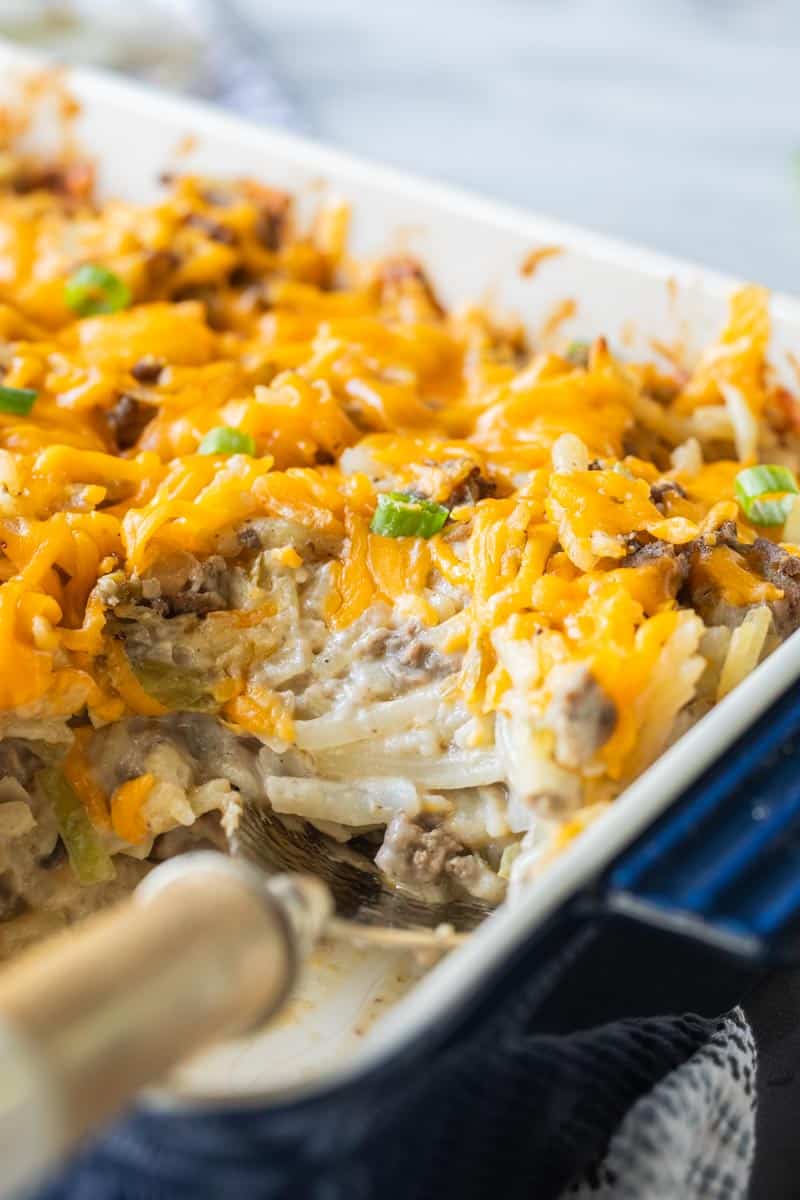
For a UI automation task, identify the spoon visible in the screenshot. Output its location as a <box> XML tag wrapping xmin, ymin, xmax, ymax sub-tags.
<box><xmin>0</xmin><ymin>797</ymin><xmax>490</xmax><ymax>1198</ymax></box>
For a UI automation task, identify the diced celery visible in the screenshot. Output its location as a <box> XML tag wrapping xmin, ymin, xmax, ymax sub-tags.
<box><xmin>131</xmin><ymin>659</ymin><xmax>213</xmax><ymax>710</ymax></box>
<box><xmin>38</xmin><ymin>767</ymin><xmax>116</xmax><ymax>886</ymax></box>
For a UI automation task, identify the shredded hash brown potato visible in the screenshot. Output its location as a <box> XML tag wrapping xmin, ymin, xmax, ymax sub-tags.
<box><xmin>0</xmin><ymin>114</ymin><xmax>799</xmax><ymax>951</ymax></box>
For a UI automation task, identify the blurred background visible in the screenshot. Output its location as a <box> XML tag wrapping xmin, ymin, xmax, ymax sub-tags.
<box><xmin>0</xmin><ymin>0</ymin><xmax>797</xmax><ymax>290</ymax></box>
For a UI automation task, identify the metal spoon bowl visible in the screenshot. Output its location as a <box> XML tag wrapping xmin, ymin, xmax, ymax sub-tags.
<box><xmin>233</xmin><ymin>799</ymin><xmax>491</xmax><ymax>949</ymax></box>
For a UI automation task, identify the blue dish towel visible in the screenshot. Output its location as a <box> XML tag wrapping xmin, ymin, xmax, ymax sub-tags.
<box><xmin>30</xmin><ymin>902</ymin><xmax>759</xmax><ymax>1200</ymax></box>
<box><xmin>34</xmin><ymin>983</ymin><xmax>756</xmax><ymax>1200</ymax></box>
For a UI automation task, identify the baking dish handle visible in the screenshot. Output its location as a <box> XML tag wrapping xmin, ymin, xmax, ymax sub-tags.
<box><xmin>597</xmin><ymin>678</ymin><xmax>800</xmax><ymax>966</ymax></box>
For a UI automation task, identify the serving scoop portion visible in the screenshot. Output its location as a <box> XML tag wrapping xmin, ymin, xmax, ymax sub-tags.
<box><xmin>0</xmin><ymin>796</ymin><xmax>489</xmax><ymax>1200</ymax></box>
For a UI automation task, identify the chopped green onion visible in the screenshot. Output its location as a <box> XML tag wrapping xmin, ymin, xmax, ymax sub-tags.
<box><xmin>0</xmin><ymin>385</ymin><xmax>37</xmax><ymax>415</ymax></box>
<box><xmin>198</xmin><ymin>426</ymin><xmax>256</xmax><ymax>456</ymax></box>
<box><xmin>741</xmin><ymin>495</ymin><xmax>796</xmax><ymax>525</ymax></box>
<box><xmin>37</xmin><ymin>767</ymin><xmax>116</xmax><ymax>885</ymax></box>
<box><xmin>370</xmin><ymin>492</ymin><xmax>449</xmax><ymax>538</ymax></box>
<box><xmin>735</xmin><ymin>464</ymin><xmax>798</xmax><ymax>500</ymax></box>
<box><xmin>564</xmin><ymin>339</ymin><xmax>590</xmax><ymax>367</ymax></box>
<box><xmin>735</xmin><ymin>464</ymin><xmax>799</xmax><ymax>525</ymax></box>
<box><xmin>64</xmin><ymin>264</ymin><xmax>131</xmax><ymax>316</ymax></box>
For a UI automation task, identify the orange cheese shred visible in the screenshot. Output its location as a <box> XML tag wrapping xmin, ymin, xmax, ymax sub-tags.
<box><xmin>62</xmin><ymin>729</ymin><xmax>111</xmax><ymax>832</ymax></box>
<box><xmin>111</xmin><ymin>774</ymin><xmax>155</xmax><ymax>845</ymax></box>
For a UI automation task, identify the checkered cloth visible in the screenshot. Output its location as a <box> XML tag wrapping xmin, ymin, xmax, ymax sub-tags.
<box><xmin>564</xmin><ymin>1010</ymin><xmax>756</xmax><ymax>1198</ymax></box>
<box><xmin>190</xmin><ymin>0</ymin><xmax>308</xmax><ymax>132</ymax></box>
<box><xmin>88</xmin><ymin>0</ymin><xmax>310</xmax><ymax>133</ymax></box>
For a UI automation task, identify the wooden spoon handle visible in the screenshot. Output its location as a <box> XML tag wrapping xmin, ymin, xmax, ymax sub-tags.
<box><xmin>0</xmin><ymin>853</ymin><xmax>332</xmax><ymax>1198</ymax></box>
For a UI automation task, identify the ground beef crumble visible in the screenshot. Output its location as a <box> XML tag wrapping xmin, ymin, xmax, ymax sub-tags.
<box><xmin>105</xmin><ymin>394</ymin><xmax>155</xmax><ymax>451</ymax></box>
<box><xmin>546</xmin><ymin>662</ymin><xmax>618</xmax><ymax>768</ymax></box>
<box><xmin>375</xmin><ymin>812</ymin><xmax>476</xmax><ymax>889</ymax></box>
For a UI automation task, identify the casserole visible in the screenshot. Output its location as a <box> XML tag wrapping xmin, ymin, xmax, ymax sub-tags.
<box><xmin>1</xmin><ymin>41</ymin><xmax>800</xmax><ymax>1109</ymax></box>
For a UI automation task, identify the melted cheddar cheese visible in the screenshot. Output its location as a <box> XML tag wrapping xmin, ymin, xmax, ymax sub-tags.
<box><xmin>0</xmin><ymin>140</ymin><xmax>792</xmax><ymax>806</ymax></box>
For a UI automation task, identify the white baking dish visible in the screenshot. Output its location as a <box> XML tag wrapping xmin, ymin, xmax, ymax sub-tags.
<box><xmin>1</xmin><ymin>38</ymin><xmax>799</xmax><ymax>1110</ymax></box>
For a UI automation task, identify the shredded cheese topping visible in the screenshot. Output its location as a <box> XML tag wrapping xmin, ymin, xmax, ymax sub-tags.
<box><xmin>0</xmin><ymin>144</ymin><xmax>794</xmax><ymax>810</ymax></box>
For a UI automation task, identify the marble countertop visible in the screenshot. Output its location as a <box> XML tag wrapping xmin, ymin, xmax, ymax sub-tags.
<box><xmin>237</xmin><ymin>0</ymin><xmax>800</xmax><ymax>293</ymax></box>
